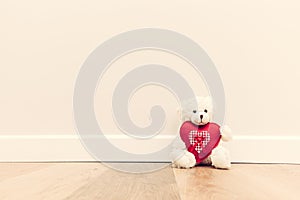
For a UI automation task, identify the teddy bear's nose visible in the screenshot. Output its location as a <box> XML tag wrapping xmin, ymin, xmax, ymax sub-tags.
<box><xmin>200</xmin><ymin>115</ymin><xmax>203</xmax><ymax>119</ymax></box>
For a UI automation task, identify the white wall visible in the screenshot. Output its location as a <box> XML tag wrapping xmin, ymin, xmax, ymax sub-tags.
<box><xmin>0</xmin><ymin>0</ymin><xmax>299</xmax><ymax>162</ymax></box>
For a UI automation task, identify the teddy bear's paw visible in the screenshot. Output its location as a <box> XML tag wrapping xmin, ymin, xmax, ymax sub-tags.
<box><xmin>211</xmin><ymin>146</ymin><xmax>231</xmax><ymax>169</ymax></box>
<box><xmin>220</xmin><ymin>125</ymin><xmax>233</xmax><ymax>142</ymax></box>
<box><xmin>172</xmin><ymin>150</ymin><xmax>196</xmax><ymax>169</ymax></box>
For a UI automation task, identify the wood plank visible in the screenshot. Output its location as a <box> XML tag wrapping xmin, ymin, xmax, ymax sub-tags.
<box><xmin>173</xmin><ymin>164</ymin><xmax>300</xmax><ymax>200</ymax></box>
<box><xmin>0</xmin><ymin>163</ymin><xmax>180</xmax><ymax>200</ymax></box>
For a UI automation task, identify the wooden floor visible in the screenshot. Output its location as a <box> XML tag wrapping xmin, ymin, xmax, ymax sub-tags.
<box><xmin>0</xmin><ymin>163</ymin><xmax>299</xmax><ymax>200</ymax></box>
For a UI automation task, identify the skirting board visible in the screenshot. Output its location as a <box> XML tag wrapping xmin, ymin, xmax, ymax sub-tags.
<box><xmin>0</xmin><ymin>135</ymin><xmax>299</xmax><ymax>163</ymax></box>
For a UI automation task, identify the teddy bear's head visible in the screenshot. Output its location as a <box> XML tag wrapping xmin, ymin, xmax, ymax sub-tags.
<box><xmin>180</xmin><ymin>96</ymin><xmax>213</xmax><ymax>126</ymax></box>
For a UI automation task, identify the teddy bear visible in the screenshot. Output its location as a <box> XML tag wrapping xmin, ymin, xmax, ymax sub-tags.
<box><xmin>170</xmin><ymin>96</ymin><xmax>232</xmax><ymax>169</ymax></box>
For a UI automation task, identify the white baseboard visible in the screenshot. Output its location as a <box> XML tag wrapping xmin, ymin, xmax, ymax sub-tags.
<box><xmin>224</xmin><ymin>135</ymin><xmax>300</xmax><ymax>164</ymax></box>
<box><xmin>0</xmin><ymin>135</ymin><xmax>299</xmax><ymax>163</ymax></box>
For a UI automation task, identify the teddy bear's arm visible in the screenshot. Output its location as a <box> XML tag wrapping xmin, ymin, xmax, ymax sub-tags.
<box><xmin>220</xmin><ymin>125</ymin><xmax>233</xmax><ymax>142</ymax></box>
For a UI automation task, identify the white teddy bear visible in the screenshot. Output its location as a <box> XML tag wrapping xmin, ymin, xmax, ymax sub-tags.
<box><xmin>170</xmin><ymin>96</ymin><xmax>232</xmax><ymax>169</ymax></box>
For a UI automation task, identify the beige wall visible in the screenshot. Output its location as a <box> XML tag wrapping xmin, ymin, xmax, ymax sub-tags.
<box><xmin>1</xmin><ymin>0</ymin><xmax>300</xmax><ymax>137</ymax></box>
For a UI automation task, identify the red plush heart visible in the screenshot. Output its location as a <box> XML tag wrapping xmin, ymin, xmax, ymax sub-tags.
<box><xmin>180</xmin><ymin>121</ymin><xmax>221</xmax><ymax>164</ymax></box>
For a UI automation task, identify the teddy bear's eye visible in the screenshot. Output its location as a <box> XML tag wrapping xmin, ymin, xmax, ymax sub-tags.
<box><xmin>204</xmin><ymin>109</ymin><xmax>208</xmax><ymax>113</ymax></box>
<box><xmin>193</xmin><ymin>110</ymin><xmax>197</xmax><ymax>113</ymax></box>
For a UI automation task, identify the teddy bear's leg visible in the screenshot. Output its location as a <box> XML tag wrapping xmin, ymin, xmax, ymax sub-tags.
<box><xmin>210</xmin><ymin>146</ymin><xmax>231</xmax><ymax>169</ymax></box>
<box><xmin>170</xmin><ymin>137</ymin><xmax>196</xmax><ymax>168</ymax></box>
<box><xmin>171</xmin><ymin>150</ymin><xmax>196</xmax><ymax>168</ymax></box>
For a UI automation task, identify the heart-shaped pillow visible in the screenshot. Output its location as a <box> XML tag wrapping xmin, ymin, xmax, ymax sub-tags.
<box><xmin>180</xmin><ymin>121</ymin><xmax>221</xmax><ymax>164</ymax></box>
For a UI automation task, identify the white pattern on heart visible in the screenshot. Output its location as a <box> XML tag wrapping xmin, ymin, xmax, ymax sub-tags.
<box><xmin>189</xmin><ymin>130</ymin><xmax>211</xmax><ymax>153</ymax></box>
